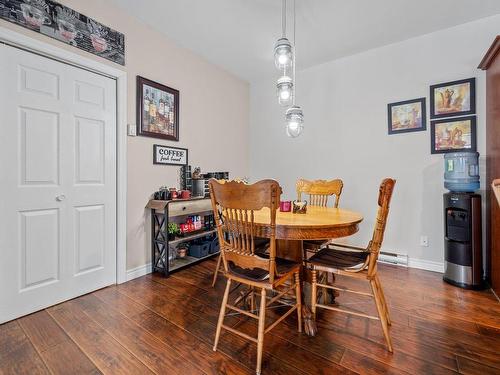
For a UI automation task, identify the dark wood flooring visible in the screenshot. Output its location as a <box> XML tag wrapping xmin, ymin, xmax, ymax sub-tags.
<box><xmin>1</xmin><ymin>260</ymin><xmax>500</xmax><ymax>375</ymax></box>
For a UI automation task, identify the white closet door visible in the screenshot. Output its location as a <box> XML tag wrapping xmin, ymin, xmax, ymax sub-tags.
<box><xmin>0</xmin><ymin>44</ymin><xmax>117</xmax><ymax>323</ymax></box>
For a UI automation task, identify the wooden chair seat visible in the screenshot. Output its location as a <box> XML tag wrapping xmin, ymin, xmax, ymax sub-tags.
<box><xmin>303</xmin><ymin>239</ymin><xmax>329</xmax><ymax>248</ymax></box>
<box><xmin>303</xmin><ymin>240</ymin><xmax>330</xmax><ymax>260</ymax></box>
<box><xmin>212</xmin><ymin>237</ymin><xmax>269</xmax><ymax>287</ymax></box>
<box><xmin>308</xmin><ymin>247</ymin><xmax>369</xmax><ymax>269</ymax></box>
<box><xmin>228</xmin><ymin>256</ymin><xmax>300</xmax><ymax>282</ymax></box>
<box><xmin>254</xmin><ymin>237</ymin><xmax>270</xmax><ymax>254</ymax></box>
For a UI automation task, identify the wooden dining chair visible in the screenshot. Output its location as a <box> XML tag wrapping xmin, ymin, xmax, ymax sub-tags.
<box><xmin>209</xmin><ymin>179</ymin><xmax>302</xmax><ymax>375</ymax></box>
<box><xmin>296</xmin><ymin>178</ymin><xmax>344</xmax><ymax>208</ymax></box>
<box><xmin>296</xmin><ymin>178</ymin><xmax>344</xmax><ymax>256</ymax></box>
<box><xmin>308</xmin><ymin>178</ymin><xmax>396</xmax><ymax>352</ymax></box>
<box><xmin>211</xmin><ymin>179</ymin><xmax>269</xmax><ymax>287</ymax></box>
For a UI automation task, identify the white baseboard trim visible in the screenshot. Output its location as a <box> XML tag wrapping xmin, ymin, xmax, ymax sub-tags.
<box><xmin>126</xmin><ymin>262</ymin><xmax>152</xmax><ymax>281</ymax></box>
<box><xmin>125</xmin><ymin>257</ymin><xmax>444</xmax><ymax>282</ymax></box>
<box><xmin>379</xmin><ymin>252</ymin><xmax>409</xmax><ymax>266</ymax></box>
<box><xmin>407</xmin><ymin>258</ymin><xmax>444</xmax><ymax>273</ymax></box>
<box><xmin>378</xmin><ymin>251</ymin><xmax>444</xmax><ymax>273</ymax></box>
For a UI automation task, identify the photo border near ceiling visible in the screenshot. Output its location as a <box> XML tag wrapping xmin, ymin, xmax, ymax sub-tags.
<box><xmin>0</xmin><ymin>0</ymin><xmax>125</xmax><ymax>65</ymax></box>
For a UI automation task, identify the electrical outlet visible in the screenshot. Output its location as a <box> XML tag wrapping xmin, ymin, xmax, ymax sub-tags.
<box><xmin>420</xmin><ymin>235</ymin><xmax>429</xmax><ymax>247</ymax></box>
<box><xmin>127</xmin><ymin>124</ymin><xmax>137</xmax><ymax>136</ymax></box>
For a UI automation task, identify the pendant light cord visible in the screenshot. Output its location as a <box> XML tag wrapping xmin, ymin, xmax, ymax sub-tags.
<box><xmin>292</xmin><ymin>0</ymin><xmax>296</xmax><ymax>105</ymax></box>
<box><xmin>281</xmin><ymin>0</ymin><xmax>286</xmax><ymax>37</ymax></box>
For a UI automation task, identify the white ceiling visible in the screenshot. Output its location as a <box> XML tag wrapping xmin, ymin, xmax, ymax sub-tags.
<box><xmin>111</xmin><ymin>0</ymin><xmax>500</xmax><ymax>82</ymax></box>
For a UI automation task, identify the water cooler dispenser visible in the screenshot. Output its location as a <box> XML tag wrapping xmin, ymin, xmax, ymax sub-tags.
<box><xmin>443</xmin><ymin>152</ymin><xmax>484</xmax><ymax>288</ymax></box>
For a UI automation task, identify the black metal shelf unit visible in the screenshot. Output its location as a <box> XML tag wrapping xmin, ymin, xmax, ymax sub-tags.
<box><xmin>147</xmin><ymin>197</ymin><xmax>219</xmax><ymax>277</ymax></box>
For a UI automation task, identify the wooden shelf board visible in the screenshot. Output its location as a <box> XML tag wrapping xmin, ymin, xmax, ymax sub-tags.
<box><xmin>169</xmin><ymin>229</ymin><xmax>217</xmax><ymax>245</ymax></box>
<box><xmin>170</xmin><ymin>252</ymin><xmax>219</xmax><ymax>272</ymax></box>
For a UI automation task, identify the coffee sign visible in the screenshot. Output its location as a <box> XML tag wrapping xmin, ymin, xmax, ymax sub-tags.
<box><xmin>153</xmin><ymin>145</ymin><xmax>188</xmax><ymax>166</ymax></box>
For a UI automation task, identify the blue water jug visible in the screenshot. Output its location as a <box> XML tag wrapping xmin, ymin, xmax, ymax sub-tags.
<box><xmin>444</xmin><ymin>152</ymin><xmax>480</xmax><ymax>192</ymax></box>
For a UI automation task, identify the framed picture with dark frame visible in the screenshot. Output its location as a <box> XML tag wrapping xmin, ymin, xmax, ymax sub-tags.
<box><xmin>430</xmin><ymin>78</ymin><xmax>475</xmax><ymax>119</ymax></box>
<box><xmin>430</xmin><ymin>116</ymin><xmax>476</xmax><ymax>154</ymax></box>
<box><xmin>137</xmin><ymin>76</ymin><xmax>179</xmax><ymax>141</ymax></box>
<box><xmin>387</xmin><ymin>97</ymin><xmax>426</xmax><ymax>135</ymax></box>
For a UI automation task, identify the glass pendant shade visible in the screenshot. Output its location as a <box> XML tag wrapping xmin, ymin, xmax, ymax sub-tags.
<box><xmin>274</xmin><ymin>37</ymin><xmax>293</xmax><ymax>69</ymax></box>
<box><xmin>285</xmin><ymin>105</ymin><xmax>304</xmax><ymax>138</ymax></box>
<box><xmin>276</xmin><ymin>76</ymin><xmax>293</xmax><ymax>106</ymax></box>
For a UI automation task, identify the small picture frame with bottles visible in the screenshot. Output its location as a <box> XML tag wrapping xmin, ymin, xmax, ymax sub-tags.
<box><xmin>137</xmin><ymin>76</ymin><xmax>179</xmax><ymax>141</ymax></box>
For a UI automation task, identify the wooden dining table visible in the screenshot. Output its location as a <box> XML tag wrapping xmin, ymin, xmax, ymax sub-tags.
<box><xmin>252</xmin><ymin>205</ymin><xmax>364</xmax><ymax>336</ymax></box>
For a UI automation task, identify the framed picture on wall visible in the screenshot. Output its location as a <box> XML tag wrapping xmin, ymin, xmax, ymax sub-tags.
<box><xmin>430</xmin><ymin>116</ymin><xmax>476</xmax><ymax>154</ymax></box>
<box><xmin>137</xmin><ymin>76</ymin><xmax>179</xmax><ymax>141</ymax></box>
<box><xmin>387</xmin><ymin>97</ymin><xmax>426</xmax><ymax>134</ymax></box>
<box><xmin>430</xmin><ymin>78</ymin><xmax>475</xmax><ymax>119</ymax></box>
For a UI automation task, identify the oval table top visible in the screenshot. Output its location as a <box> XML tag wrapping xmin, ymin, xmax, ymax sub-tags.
<box><xmin>253</xmin><ymin>206</ymin><xmax>364</xmax><ymax>240</ymax></box>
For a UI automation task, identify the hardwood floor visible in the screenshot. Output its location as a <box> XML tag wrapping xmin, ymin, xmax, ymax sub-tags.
<box><xmin>1</xmin><ymin>260</ymin><xmax>500</xmax><ymax>375</ymax></box>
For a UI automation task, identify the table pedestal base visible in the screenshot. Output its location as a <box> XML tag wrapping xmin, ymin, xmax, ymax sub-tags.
<box><xmin>275</xmin><ymin>239</ymin><xmax>337</xmax><ymax>336</ymax></box>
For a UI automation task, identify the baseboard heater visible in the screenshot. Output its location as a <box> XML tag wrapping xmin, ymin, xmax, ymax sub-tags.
<box><xmin>378</xmin><ymin>251</ymin><xmax>408</xmax><ymax>267</ymax></box>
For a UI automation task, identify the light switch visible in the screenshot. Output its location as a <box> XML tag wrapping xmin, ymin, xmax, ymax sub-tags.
<box><xmin>128</xmin><ymin>124</ymin><xmax>137</xmax><ymax>136</ymax></box>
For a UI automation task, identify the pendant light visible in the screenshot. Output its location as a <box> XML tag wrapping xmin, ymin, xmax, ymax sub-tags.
<box><xmin>285</xmin><ymin>0</ymin><xmax>304</xmax><ymax>137</ymax></box>
<box><xmin>276</xmin><ymin>75</ymin><xmax>293</xmax><ymax>106</ymax></box>
<box><xmin>285</xmin><ymin>105</ymin><xmax>304</xmax><ymax>138</ymax></box>
<box><xmin>274</xmin><ymin>0</ymin><xmax>293</xmax><ymax>70</ymax></box>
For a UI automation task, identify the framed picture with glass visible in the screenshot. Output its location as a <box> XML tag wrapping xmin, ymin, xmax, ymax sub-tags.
<box><xmin>137</xmin><ymin>76</ymin><xmax>179</xmax><ymax>141</ymax></box>
<box><xmin>387</xmin><ymin>97</ymin><xmax>426</xmax><ymax>135</ymax></box>
<box><xmin>430</xmin><ymin>116</ymin><xmax>476</xmax><ymax>154</ymax></box>
<box><xmin>430</xmin><ymin>78</ymin><xmax>475</xmax><ymax>119</ymax></box>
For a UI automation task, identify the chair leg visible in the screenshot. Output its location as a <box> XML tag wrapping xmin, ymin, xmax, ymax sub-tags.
<box><xmin>256</xmin><ymin>288</ymin><xmax>267</xmax><ymax>375</ymax></box>
<box><xmin>213</xmin><ymin>278</ymin><xmax>231</xmax><ymax>351</ymax></box>
<box><xmin>311</xmin><ymin>270</ymin><xmax>317</xmax><ymax>320</ymax></box>
<box><xmin>294</xmin><ymin>272</ymin><xmax>302</xmax><ymax>333</ymax></box>
<box><xmin>211</xmin><ymin>254</ymin><xmax>222</xmax><ymax>287</ymax></box>
<box><xmin>250</xmin><ymin>286</ymin><xmax>256</xmax><ymax>313</ymax></box>
<box><xmin>370</xmin><ymin>279</ymin><xmax>393</xmax><ymax>353</ymax></box>
<box><xmin>375</xmin><ymin>275</ymin><xmax>391</xmax><ymax>325</ymax></box>
<box><xmin>303</xmin><ymin>246</ymin><xmax>308</xmax><ymax>261</ymax></box>
<box><xmin>320</xmin><ymin>272</ymin><xmax>329</xmax><ymax>305</ymax></box>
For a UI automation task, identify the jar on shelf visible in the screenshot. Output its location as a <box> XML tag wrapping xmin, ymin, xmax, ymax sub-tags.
<box><xmin>177</xmin><ymin>243</ymin><xmax>188</xmax><ymax>258</ymax></box>
<box><xmin>168</xmin><ymin>245</ymin><xmax>177</xmax><ymax>266</ymax></box>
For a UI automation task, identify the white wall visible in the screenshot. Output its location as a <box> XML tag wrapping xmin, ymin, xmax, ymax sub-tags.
<box><xmin>250</xmin><ymin>15</ymin><xmax>500</xmax><ymax>271</ymax></box>
<box><xmin>0</xmin><ymin>0</ymin><xmax>250</xmax><ymax>272</ymax></box>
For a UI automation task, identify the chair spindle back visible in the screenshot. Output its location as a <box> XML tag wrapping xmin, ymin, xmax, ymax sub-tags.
<box><xmin>296</xmin><ymin>178</ymin><xmax>343</xmax><ymax>208</ymax></box>
<box><xmin>209</xmin><ymin>179</ymin><xmax>282</xmax><ymax>284</ymax></box>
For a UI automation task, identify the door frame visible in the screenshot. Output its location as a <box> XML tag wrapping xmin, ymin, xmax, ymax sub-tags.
<box><xmin>0</xmin><ymin>26</ymin><xmax>128</xmax><ymax>284</ymax></box>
